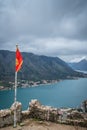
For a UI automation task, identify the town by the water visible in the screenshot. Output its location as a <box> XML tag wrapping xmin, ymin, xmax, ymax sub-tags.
<box><xmin>0</xmin><ymin>76</ymin><xmax>80</xmax><ymax>91</ymax></box>
<box><xmin>0</xmin><ymin>79</ymin><xmax>61</xmax><ymax>91</ymax></box>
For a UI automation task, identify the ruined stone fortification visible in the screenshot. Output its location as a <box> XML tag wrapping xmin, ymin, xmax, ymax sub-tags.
<box><xmin>0</xmin><ymin>99</ymin><xmax>87</xmax><ymax>128</ymax></box>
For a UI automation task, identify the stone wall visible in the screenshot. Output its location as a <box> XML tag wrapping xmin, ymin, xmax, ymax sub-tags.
<box><xmin>22</xmin><ymin>99</ymin><xmax>87</xmax><ymax>127</ymax></box>
<box><xmin>28</xmin><ymin>99</ymin><xmax>59</xmax><ymax>122</ymax></box>
<box><xmin>0</xmin><ymin>102</ymin><xmax>22</xmax><ymax>128</ymax></box>
<box><xmin>0</xmin><ymin>99</ymin><xmax>87</xmax><ymax>128</ymax></box>
<box><xmin>27</xmin><ymin>99</ymin><xmax>87</xmax><ymax>127</ymax></box>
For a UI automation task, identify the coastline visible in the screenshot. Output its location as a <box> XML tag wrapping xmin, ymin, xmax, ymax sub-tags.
<box><xmin>0</xmin><ymin>76</ymin><xmax>85</xmax><ymax>91</ymax></box>
<box><xmin>0</xmin><ymin>79</ymin><xmax>61</xmax><ymax>91</ymax></box>
<box><xmin>1</xmin><ymin>68</ymin><xmax>87</xmax><ymax>91</ymax></box>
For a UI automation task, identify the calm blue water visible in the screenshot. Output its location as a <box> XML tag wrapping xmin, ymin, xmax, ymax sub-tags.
<box><xmin>0</xmin><ymin>78</ymin><xmax>87</xmax><ymax>110</ymax></box>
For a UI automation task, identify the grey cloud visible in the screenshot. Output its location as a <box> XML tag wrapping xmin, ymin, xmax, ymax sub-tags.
<box><xmin>1</xmin><ymin>0</ymin><xmax>87</xmax><ymax>40</ymax></box>
<box><xmin>0</xmin><ymin>0</ymin><xmax>87</xmax><ymax>61</ymax></box>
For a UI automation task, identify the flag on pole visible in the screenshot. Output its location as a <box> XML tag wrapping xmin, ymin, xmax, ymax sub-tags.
<box><xmin>15</xmin><ymin>46</ymin><xmax>23</xmax><ymax>72</ymax></box>
<box><xmin>14</xmin><ymin>45</ymin><xmax>23</xmax><ymax>127</ymax></box>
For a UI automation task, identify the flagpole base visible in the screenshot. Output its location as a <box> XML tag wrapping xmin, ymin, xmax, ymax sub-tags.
<box><xmin>13</xmin><ymin>125</ymin><xmax>17</xmax><ymax>128</ymax></box>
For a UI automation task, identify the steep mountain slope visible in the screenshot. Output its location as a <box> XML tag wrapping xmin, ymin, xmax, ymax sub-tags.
<box><xmin>0</xmin><ymin>50</ymin><xmax>84</xmax><ymax>81</ymax></box>
<box><xmin>69</xmin><ymin>59</ymin><xmax>87</xmax><ymax>71</ymax></box>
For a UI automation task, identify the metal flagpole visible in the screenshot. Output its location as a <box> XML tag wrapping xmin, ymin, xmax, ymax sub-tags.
<box><xmin>14</xmin><ymin>64</ymin><xmax>17</xmax><ymax>127</ymax></box>
<box><xmin>13</xmin><ymin>45</ymin><xmax>23</xmax><ymax>127</ymax></box>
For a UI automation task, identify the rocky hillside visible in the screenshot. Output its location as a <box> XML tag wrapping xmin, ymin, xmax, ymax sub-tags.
<box><xmin>0</xmin><ymin>50</ymin><xmax>84</xmax><ymax>81</ymax></box>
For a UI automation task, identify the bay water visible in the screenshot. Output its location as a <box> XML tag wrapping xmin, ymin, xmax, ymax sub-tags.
<box><xmin>0</xmin><ymin>78</ymin><xmax>87</xmax><ymax>110</ymax></box>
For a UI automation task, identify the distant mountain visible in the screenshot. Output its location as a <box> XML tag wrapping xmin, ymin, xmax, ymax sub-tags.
<box><xmin>0</xmin><ymin>50</ymin><xmax>85</xmax><ymax>82</ymax></box>
<box><xmin>68</xmin><ymin>59</ymin><xmax>87</xmax><ymax>71</ymax></box>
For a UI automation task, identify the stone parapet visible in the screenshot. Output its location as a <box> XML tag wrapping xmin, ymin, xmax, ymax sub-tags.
<box><xmin>0</xmin><ymin>99</ymin><xmax>87</xmax><ymax>128</ymax></box>
<box><xmin>28</xmin><ymin>99</ymin><xmax>87</xmax><ymax>127</ymax></box>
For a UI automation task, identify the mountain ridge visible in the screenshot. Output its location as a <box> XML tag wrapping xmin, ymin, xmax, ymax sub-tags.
<box><xmin>68</xmin><ymin>59</ymin><xmax>87</xmax><ymax>71</ymax></box>
<box><xmin>0</xmin><ymin>50</ymin><xmax>85</xmax><ymax>82</ymax></box>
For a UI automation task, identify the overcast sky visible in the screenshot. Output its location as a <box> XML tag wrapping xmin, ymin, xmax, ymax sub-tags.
<box><xmin>0</xmin><ymin>0</ymin><xmax>87</xmax><ymax>62</ymax></box>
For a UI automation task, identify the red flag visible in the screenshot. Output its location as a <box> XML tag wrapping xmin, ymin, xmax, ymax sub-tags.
<box><xmin>15</xmin><ymin>47</ymin><xmax>23</xmax><ymax>72</ymax></box>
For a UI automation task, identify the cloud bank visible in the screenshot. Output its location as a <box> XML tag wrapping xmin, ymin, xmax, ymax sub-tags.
<box><xmin>0</xmin><ymin>0</ymin><xmax>87</xmax><ymax>61</ymax></box>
